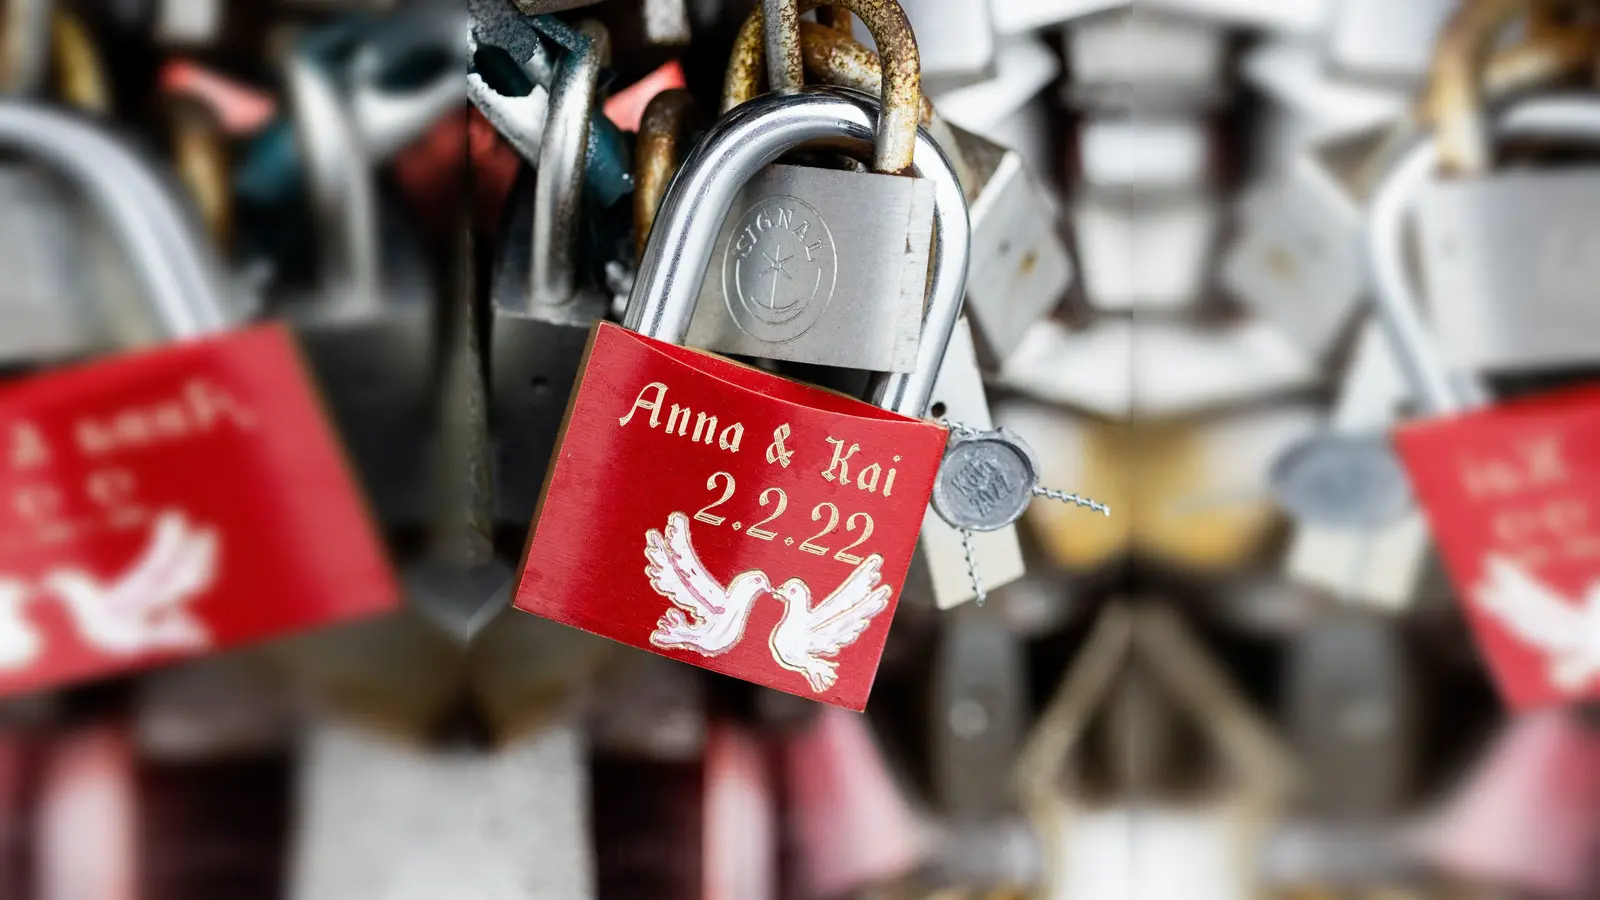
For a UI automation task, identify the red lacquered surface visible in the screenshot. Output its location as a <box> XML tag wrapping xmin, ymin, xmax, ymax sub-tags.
<box><xmin>1397</xmin><ymin>385</ymin><xmax>1600</xmax><ymax>709</ymax></box>
<box><xmin>514</xmin><ymin>323</ymin><xmax>947</xmax><ymax>710</ymax></box>
<box><xmin>0</xmin><ymin>324</ymin><xmax>400</xmax><ymax>696</ymax></box>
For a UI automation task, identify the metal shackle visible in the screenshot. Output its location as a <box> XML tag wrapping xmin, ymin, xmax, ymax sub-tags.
<box><xmin>529</xmin><ymin>18</ymin><xmax>606</xmax><ymax>312</ymax></box>
<box><xmin>346</xmin><ymin>9</ymin><xmax>470</xmax><ymax>162</ymax></box>
<box><xmin>1367</xmin><ymin>94</ymin><xmax>1600</xmax><ymax>417</ymax></box>
<box><xmin>633</xmin><ymin>88</ymin><xmax>698</xmax><ymax>261</ymax></box>
<box><xmin>625</xmin><ymin>86</ymin><xmax>969</xmax><ymax>419</ymax></box>
<box><xmin>0</xmin><ymin>103</ymin><xmax>234</xmax><ymax>339</ymax></box>
<box><xmin>724</xmin><ymin>0</ymin><xmax>921</xmax><ymax>175</ymax></box>
<box><xmin>1425</xmin><ymin>0</ymin><xmax>1599</xmax><ymax>175</ymax></box>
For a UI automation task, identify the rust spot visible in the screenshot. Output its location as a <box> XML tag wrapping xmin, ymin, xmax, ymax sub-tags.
<box><xmin>1019</xmin><ymin>248</ymin><xmax>1038</xmax><ymax>277</ymax></box>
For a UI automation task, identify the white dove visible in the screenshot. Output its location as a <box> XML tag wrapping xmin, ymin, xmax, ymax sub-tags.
<box><xmin>646</xmin><ymin>512</ymin><xmax>773</xmax><ymax>656</ymax></box>
<box><xmin>769</xmin><ymin>554</ymin><xmax>892</xmax><ymax>693</ymax></box>
<box><xmin>1474</xmin><ymin>554</ymin><xmax>1600</xmax><ymax>693</ymax></box>
<box><xmin>43</xmin><ymin>511</ymin><xmax>219</xmax><ymax>657</ymax></box>
<box><xmin>0</xmin><ymin>579</ymin><xmax>39</xmax><ymax>669</ymax></box>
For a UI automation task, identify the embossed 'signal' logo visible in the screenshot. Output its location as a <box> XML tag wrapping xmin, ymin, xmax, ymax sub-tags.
<box><xmin>720</xmin><ymin>195</ymin><xmax>838</xmax><ymax>344</ymax></box>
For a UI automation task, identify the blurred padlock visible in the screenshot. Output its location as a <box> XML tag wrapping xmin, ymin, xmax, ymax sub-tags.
<box><xmin>1014</xmin><ymin>603</ymin><xmax>1296</xmax><ymax>900</ymax></box>
<box><xmin>1071</xmin><ymin>190</ymin><xmax>1219</xmax><ymax>313</ymax></box>
<box><xmin>487</xmin><ymin>17</ymin><xmax>616</xmax><ymax>538</ymax></box>
<box><xmin>703</xmin><ymin>0</ymin><xmax>935</xmax><ymax>373</ymax></box>
<box><xmin>1076</xmin><ymin>115</ymin><xmax>1212</xmax><ymax>195</ymax></box>
<box><xmin>276</xmin><ymin>13</ymin><xmax>468</xmax><ymax>537</ymax></box>
<box><xmin>1282</xmin><ymin>322</ymin><xmax>1443</xmax><ymax>612</ymax></box>
<box><xmin>930</xmin><ymin>612</ymin><xmax>1028</xmax><ymax>820</ymax></box>
<box><xmin>1415</xmin><ymin>9</ymin><xmax>1600</xmax><ymax>373</ymax></box>
<box><xmin>36</xmin><ymin>719</ymin><xmax>139</xmax><ymax>900</ymax></box>
<box><xmin>1062</xmin><ymin>8</ymin><xmax>1228</xmax><ymax>111</ymax></box>
<box><xmin>287</xmin><ymin>719</ymin><xmax>597</xmax><ymax>900</ymax></box>
<box><xmin>1284</xmin><ymin>611</ymin><xmax>1414</xmax><ymax>820</ymax></box>
<box><xmin>0</xmin><ymin>104</ymin><xmax>400</xmax><ymax>698</ymax></box>
<box><xmin>1323</xmin><ymin>0</ymin><xmax>1457</xmax><ymax>84</ymax></box>
<box><xmin>893</xmin><ymin>0</ymin><xmax>997</xmax><ymax>92</ymax></box>
<box><xmin>1368</xmin><ymin>94</ymin><xmax>1600</xmax><ymax>710</ymax></box>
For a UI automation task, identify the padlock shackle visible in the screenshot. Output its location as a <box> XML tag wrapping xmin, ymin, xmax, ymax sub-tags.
<box><xmin>1424</xmin><ymin>0</ymin><xmax>1600</xmax><ymax>175</ymax></box>
<box><xmin>286</xmin><ymin>51</ymin><xmax>383</xmax><ymax>319</ymax></box>
<box><xmin>0</xmin><ymin>103</ymin><xmax>233</xmax><ymax>338</ymax></box>
<box><xmin>347</xmin><ymin>8</ymin><xmax>470</xmax><ymax>161</ymax></box>
<box><xmin>633</xmin><ymin>88</ymin><xmax>698</xmax><ymax>262</ymax></box>
<box><xmin>1366</xmin><ymin>94</ymin><xmax>1600</xmax><ymax>417</ymax></box>
<box><xmin>763</xmin><ymin>0</ymin><xmax>806</xmax><ymax>93</ymax></box>
<box><xmin>724</xmin><ymin>0</ymin><xmax>921</xmax><ymax>175</ymax></box>
<box><xmin>529</xmin><ymin>19</ymin><xmax>605</xmax><ymax>313</ymax></box>
<box><xmin>625</xmin><ymin>86</ymin><xmax>970</xmax><ymax>419</ymax></box>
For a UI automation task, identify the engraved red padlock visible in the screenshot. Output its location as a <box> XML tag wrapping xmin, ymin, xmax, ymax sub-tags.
<box><xmin>1370</xmin><ymin>96</ymin><xmax>1600</xmax><ymax>710</ymax></box>
<box><xmin>0</xmin><ymin>105</ymin><xmax>399</xmax><ymax>697</ymax></box>
<box><xmin>513</xmin><ymin>88</ymin><xmax>970</xmax><ymax>710</ymax></box>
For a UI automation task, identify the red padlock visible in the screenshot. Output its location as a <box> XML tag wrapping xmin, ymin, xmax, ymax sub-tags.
<box><xmin>0</xmin><ymin>104</ymin><xmax>399</xmax><ymax>697</ymax></box>
<box><xmin>512</xmin><ymin>88</ymin><xmax>969</xmax><ymax>710</ymax></box>
<box><xmin>1369</xmin><ymin>95</ymin><xmax>1600</xmax><ymax>710</ymax></box>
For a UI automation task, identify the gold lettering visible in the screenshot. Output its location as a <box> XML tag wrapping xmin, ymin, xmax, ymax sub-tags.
<box><xmin>883</xmin><ymin>456</ymin><xmax>900</xmax><ymax>497</ymax></box>
<box><xmin>692</xmin><ymin>412</ymin><xmax>718</xmax><ymax>445</ymax></box>
<box><xmin>1521</xmin><ymin>436</ymin><xmax>1569</xmax><ymax>487</ymax></box>
<box><xmin>7</xmin><ymin>422</ymin><xmax>50</xmax><ymax>470</ymax></box>
<box><xmin>766</xmin><ymin>424</ymin><xmax>794</xmax><ymax>468</ymax></box>
<box><xmin>666</xmin><ymin>404</ymin><xmax>693</xmax><ymax>437</ymax></box>
<box><xmin>619</xmin><ymin>382</ymin><xmax>668</xmax><ymax>428</ymax></box>
<box><xmin>856</xmin><ymin>462</ymin><xmax>881</xmax><ymax>493</ymax></box>
<box><xmin>822</xmin><ymin>438</ymin><xmax>859</xmax><ymax>484</ymax></box>
<box><xmin>719</xmin><ymin>423</ymin><xmax>745</xmax><ymax>452</ymax></box>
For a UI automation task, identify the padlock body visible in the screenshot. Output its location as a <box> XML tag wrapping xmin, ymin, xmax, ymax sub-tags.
<box><xmin>686</xmin><ymin>164</ymin><xmax>933</xmax><ymax>373</ymax></box>
<box><xmin>489</xmin><ymin>310</ymin><xmax>592</xmax><ymax>535</ymax></box>
<box><xmin>1396</xmin><ymin>385</ymin><xmax>1600</xmax><ymax>709</ymax></box>
<box><xmin>1417</xmin><ymin>172</ymin><xmax>1600</xmax><ymax>373</ymax></box>
<box><xmin>956</xmin><ymin>131</ymin><xmax>1074</xmax><ymax>367</ymax></box>
<box><xmin>294</xmin><ymin>306</ymin><xmax>436</xmax><ymax>536</ymax></box>
<box><xmin>0</xmin><ymin>324</ymin><xmax>399</xmax><ymax>696</ymax></box>
<box><xmin>513</xmin><ymin>322</ymin><xmax>946</xmax><ymax>710</ymax></box>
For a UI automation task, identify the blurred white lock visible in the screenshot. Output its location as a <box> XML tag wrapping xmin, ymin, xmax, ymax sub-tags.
<box><xmin>1323</xmin><ymin>0</ymin><xmax>1457</xmax><ymax>84</ymax></box>
<box><xmin>1063</xmin><ymin>9</ymin><xmax>1228</xmax><ymax>109</ymax></box>
<box><xmin>1242</xmin><ymin>39</ymin><xmax>1410</xmax><ymax>156</ymax></box>
<box><xmin>1078</xmin><ymin>116</ymin><xmax>1211</xmax><ymax>194</ymax></box>
<box><xmin>1071</xmin><ymin>190</ymin><xmax>1219</xmax><ymax>313</ymax></box>
<box><xmin>1284</xmin><ymin>320</ymin><xmax>1443</xmax><ymax>612</ymax></box>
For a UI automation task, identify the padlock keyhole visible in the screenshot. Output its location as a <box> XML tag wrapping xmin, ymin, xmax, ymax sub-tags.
<box><xmin>930</xmin><ymin>402</ymin><xmax>947</xmax><ymax>419</ymax></box>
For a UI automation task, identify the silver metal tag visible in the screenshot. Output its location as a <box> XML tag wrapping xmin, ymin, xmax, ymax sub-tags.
<box><xmin>1269</xmin><ymin>432</ymin><xmax>1413</xmax><ymax>530</ymax></box>
<box><xmin>687</xmin><ymin>164</ymin><xmax>933</xmax><ymax>372</ymax></box>
<box><xmin>932</xmin><ymin>429</ymin><xmax>1040</xmax><ymax>533</ymax></box>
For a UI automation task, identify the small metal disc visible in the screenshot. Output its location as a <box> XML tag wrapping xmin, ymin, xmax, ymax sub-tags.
<box><xmin>931</xmin><ymin>428</ymin><xmax>1039</xmax><ymax>532</ymax></box>
<box><xmin>1269</xmin><ymin>432</ymin><xmax>1413</xmax><ymax>529</ymax></box>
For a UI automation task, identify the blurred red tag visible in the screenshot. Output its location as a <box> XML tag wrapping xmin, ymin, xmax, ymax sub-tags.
<box><xmin>605</xmin><ymin>61</ymin><xmax>688</xmax><ymax>133</ymax></box>
<box><xmin>159</xmin><ymin>60</ymin><xmax>277</xmax><ymax>137</ymax></box>
<box><xmin>0</xmin><ymin>324</ymin><xmax>400</xmax><ymax>696</ymax></box>
<box><xmin>1396</xmin><ymin>385</ymin><xmax>1600</xmax><ymax>709</ymax></box>
<box><xmin>513</xmin><ymin>323</ymin><xmax>946</xmax><ymax>710</ymax></box>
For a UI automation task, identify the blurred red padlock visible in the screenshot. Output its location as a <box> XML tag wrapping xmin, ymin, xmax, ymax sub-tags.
<box><xmin>512</xmin><ymin>90</ymin><xmax>967</xmax><ymax>710</ymax></box>
<box><xmin>1371</xmin><ymin>97</ymin><xmax>1600</xmax><ymax>709</ymax></box>
<box><xmin>0</xmin><ymin>105</ymin><xmax>399</xmax><ymax>698</ymax></box>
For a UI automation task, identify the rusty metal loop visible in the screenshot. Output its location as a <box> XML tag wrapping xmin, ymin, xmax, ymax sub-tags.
<box><xmin>723</xmin><ymin>0</ymin><xmax>921</xmax><ymax>174</ymax></box>
<box><xmin>168</xmin><ymin>99</ymin><xmax>233</xmax><ymax>250</ymax></box>
<box><xmin>633</xmin><ymin>88</ymin><xmax>699</xmax><ymax>261</ymax></box>
<box><xmin>1426</xmin><ymin>0</ymin><xmax>1600</xmax><ymax>174</ymax></box>
<box><xmin>763</xmin><ymin>0</ymin><xmax>804</xmax><ymax>92</ymax></box>
<box><xmin>795</xmin><ymin>20</ymin><xmax>976</xmax><ymax>196</ymax></box>
<box><xmin>51</xmin><ymin>10</ymin><xmax>109</xmax><ymax>114</ymax></box>
<box><xmin>816</xmin><ymin>6</ymin><xmax>854</xmax><ymax>35</ymax></box>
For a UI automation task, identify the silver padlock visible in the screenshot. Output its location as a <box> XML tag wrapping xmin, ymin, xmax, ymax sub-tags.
<box><xmin>1062</xmin><ymin>8</ymin><xmax>1228</xmax><ymax>111</ymax></box>
<box><xmin>1417</xmin><ymin>76</ymin><xmax>1600</xmax><ymax>370</ymax></box>
<box><xmin>487</xmin><ymin>18</ymin><xmax>614</xmax><ymax>537</ymax></box>
<box><xmin>1323</xmin><ymin>0</ymin><xmax>1457</xmax><ymax>84</ymax></box>
<box><xmin>930</xmin><ymin>613</ymin><xmax>1028</xmax><ymax>821</ymax></box>
<box><xmin>1284</xmin><ymin>611</ymin><xmax>1413</xmax><ymax>820</ymax></box>
<box><xmin>627</xmin><ymin>83</ymin><xmax>968</xmax><ymax>421</ymax></box>
<box><xmin>704</xmin><ymin>0</ymin><xmax>935</xmax><ymax>373</ymax></box>
<box><xmin>1142</xmin><ymin>0</ymin><xmax>1329</xmax><ymax>34</ymax></box>
<box><xmin>278</xmin><ymin>20</ymin><xmax>459</xmax><ymax>536</ymax></box>
<box><xmin>1076</xmin><ymin>114</ymin><xmax>1211</xmax><ymax>195</ymax></box>
<box><xmin>1072</xmin><ymin>189</ymin><xmax>1220</xmax><ymax>313</ymax></box>
<box><xmin>780</xmin><ymin>23</ymin><xmax>1070</xmax><ymax>373</ymax></box>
